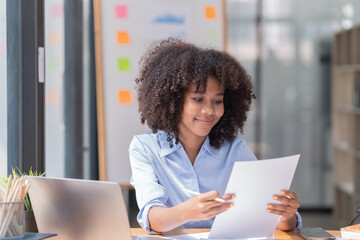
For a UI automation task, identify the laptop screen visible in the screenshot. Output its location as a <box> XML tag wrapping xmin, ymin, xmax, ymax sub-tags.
<box><xmin>29</xmin><ymin>177</ymin><xmax>132</xmax><ymax>240</ymax></box>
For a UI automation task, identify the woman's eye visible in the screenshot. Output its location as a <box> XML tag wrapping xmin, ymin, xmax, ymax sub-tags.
<box><xmin>214</xmin><ymin>99</ymin><xmax>223</xmax><ymax>104</ymax></box>
<box><xmin>193</xmin><ymin>98</ymin><xmax>203</xmax><ymax>102</ymax></box>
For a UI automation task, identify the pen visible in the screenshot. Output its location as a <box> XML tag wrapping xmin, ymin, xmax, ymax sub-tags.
<box><xmin>183</xmin><ymin>189</ymin><xmax>226</xmax><ymax>203</ymax></box>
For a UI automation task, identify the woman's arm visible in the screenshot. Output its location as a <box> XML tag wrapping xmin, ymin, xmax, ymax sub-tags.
<box><xmin>148</xmin><ymin>191</ymin><xmax>235</xmax><ymax>232</ymax></box>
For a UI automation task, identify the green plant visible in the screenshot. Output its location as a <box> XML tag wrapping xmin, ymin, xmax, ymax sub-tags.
<box><xmin>0</xmin><ymin>167</ymin><xmax>45</xmax><ymax>211</ymax></box>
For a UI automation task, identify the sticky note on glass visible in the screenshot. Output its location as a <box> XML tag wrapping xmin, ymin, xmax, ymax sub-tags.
<box><xmin>117</xmin><ymin>31</ymin><xmax>130</xmax><ymax>44</ymax></box>
<box><xmin>118</xmin><ymin>58</ymin><xmax>131</xmax><ymax>71</ymax></box>
<box><xmin>48</xmin><ymin>31</ymin><xmax>61</xmax><ymax>45</ymax></box>
<box><xmin>115</xmin><ymin>5</ymin><xmax>128</xmax><ymax>19</ymax></box>
<box><xmin>204</xmin><ymin>6</ymin><xmax>216</xmax><ymax>19</ymax></box>
<box><xmin>45</xmin><ymin>90</ymin><xmax>60</xmax><ymax>104</ymax></box>
<box><xmin>51</xmin><ymin>4</ymin><xmax>64</xmax><ymax>18</ymax></box>
<box><xmin>118</xmin><ymin>90</ymin><xmax>132</xmax><ymax>104</ymax></box>
<box><xmin>48</xmin><ymin>58</ymin><xmax>61</xmax><ymax>72</ymax></box>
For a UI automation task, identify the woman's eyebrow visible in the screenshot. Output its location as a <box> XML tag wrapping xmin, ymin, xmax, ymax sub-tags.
<box><xmin>191</xmin><ymin>91</ymin><xmax>224</xmax><ymax>96</ymax></box>
<box><xmin>192</xmin><ymin>90</ymin><xmax>206</xmax><ymax>94</ymax></box>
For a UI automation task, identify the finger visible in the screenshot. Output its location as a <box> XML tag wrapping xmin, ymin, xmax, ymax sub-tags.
<box><xmin>221</xmin><ymin>194</ymin><xmax>236</xmax><ymax>201</ymax></box>
<box><xmin>272</xmin><ymin>195</ymin><xmax>300</xmax><ymax>209</ymax></box>
<box><xmin>198</xmin><ymin>190</ymin><xmax>220</xmax><ymax>202</ymax></box>
<box><xmin>280</xmin><ymin>190</ymin><xmax>297</xmax><ymax>200</ymax></box>
<box><xmin>196</xmin><ymin>199</ymin><xmax>224</xmax><ymax>211</ymax></box>
<box><xmin>206</xmin><ymin>202</ymin><xmax>234</xmax><ymax>218</ymax></box>
<box><xmin>267</xmin><ymin>203</ymin><xmax>297</xmax><ymax>215</ymax></box>
<box><xmin>266</xmin><ymin>208</ymin><xmax>295</xmax><ymax>220</ymax></box>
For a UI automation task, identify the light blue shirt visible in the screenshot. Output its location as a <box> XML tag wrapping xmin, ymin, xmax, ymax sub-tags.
<box><xmin>129</xmin><ymin>130</ymin><xmax>302</xmax><ymax>233</ymax></box>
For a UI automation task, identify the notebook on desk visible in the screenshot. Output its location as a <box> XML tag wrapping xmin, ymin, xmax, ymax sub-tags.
<box><xmin>28</xmin><ymin>177</ymin><xmax>168</xmax><ymax>240</ymax></box>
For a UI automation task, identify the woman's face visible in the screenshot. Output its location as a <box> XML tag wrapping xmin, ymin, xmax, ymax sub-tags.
<box><xmin>179</xmin><ymin>76</ymin><xmax>225</xmax><ymax>143</ymax></box>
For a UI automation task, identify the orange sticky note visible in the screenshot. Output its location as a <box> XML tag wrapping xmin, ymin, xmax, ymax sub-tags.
<box><xmin>205</xmin><ymin>6</ymin><xmax>216</xmax><ymax>19</ymax></box>
<box><xmin>48</xmin><ymin>31</ymin><xmax>61</xmax><ymax>45</ymax></box>
<box><xmin>117</xmin><ymin>31</ymin><xmax>130</xmax><ymax>44</ymax></box>
<box><xmin>45</xmin><ymin>90</ymin><xmax>60</xmax><ymax>104</ymax></box>
<box><xmin>118</xmin><ymin>90</ymin><xmax>132</xmax><ymax>104</ymax></box>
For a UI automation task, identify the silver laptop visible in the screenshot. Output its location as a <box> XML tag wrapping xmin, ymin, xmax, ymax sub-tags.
<box><xmin>28</xmin><ymin>177</ymin><xmax>166</xmax><ymax>240</ymax></box>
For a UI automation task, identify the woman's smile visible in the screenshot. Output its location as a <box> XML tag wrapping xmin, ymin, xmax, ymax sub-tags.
<box><xmin>194</xmin><ymin>118</ymin><xmax>215</xmax><ymax>125</ymax></box>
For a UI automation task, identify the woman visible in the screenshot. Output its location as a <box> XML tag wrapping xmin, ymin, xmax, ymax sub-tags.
<box><xmin>129</xmin><ymin>38</ymin><xmax>301</xmax><ymax>233</ymax></box>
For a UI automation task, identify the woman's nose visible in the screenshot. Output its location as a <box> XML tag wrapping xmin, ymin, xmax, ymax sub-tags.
<box><xmin>201</xmin><ymin>104</ymin><xmax>215</xmax><ymax>115</ymax></box>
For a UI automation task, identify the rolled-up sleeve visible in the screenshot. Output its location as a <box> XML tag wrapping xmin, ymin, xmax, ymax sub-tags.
<box><xmin>295</xmin><ymin>212</ymin><xmax>302</xmax><ymax>230</ymax></box>
<box><xmin>129</xmin><ymin>136</ymin><xmax>168</xmax><ymax>233</ymax></box>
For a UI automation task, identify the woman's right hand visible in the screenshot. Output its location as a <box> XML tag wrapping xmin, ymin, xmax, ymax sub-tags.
<box><xmin>148</xmin><ymin>190</ymin><xmax>235</xmax><ymax>232</ymax></box>
<box><xmin>180</xmin><ymin>190</ymin><xmax>235</xmax><ymax>222</ymax></box>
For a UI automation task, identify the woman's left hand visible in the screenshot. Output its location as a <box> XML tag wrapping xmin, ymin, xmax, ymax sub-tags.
<box><xmin>267</xmin><ymin>190</ymin><xmax>300</xmax><ymax>231</ymax></box>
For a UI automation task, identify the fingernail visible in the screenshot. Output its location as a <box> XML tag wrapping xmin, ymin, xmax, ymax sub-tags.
<box><xmin>232</xmin><ymin>194</ymin><xmax>237</xmax><ymax>199</ymax></box>
<box><xmin>273</xmin><ymin>195</ymin><xmax>278</xmax><ymax>200</ymax></box>
<box><xmin>280</xmin><ymin>190</ymin><xmax>285</xmax><ymax>195</ymax></box>
<box><xmin>230</xmin><ymin>202</ymin><xmax>235</xmax><ymax>208</ymax></box>
<box><xmin>267</xmin><ymin>209</ymin><xmax>271</xmax><ymax>212</ymax></box>
<box><xmin>267</xmin><ymin>204</ymin><xmax>272</xmax><ymax>208</ymax></box>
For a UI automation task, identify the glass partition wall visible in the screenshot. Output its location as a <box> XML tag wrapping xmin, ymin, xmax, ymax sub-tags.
<box><xmin>0</xmin><ymin>0</ymin><xmax>7</xmax><ymax>174</ymax></box>
<box><xmin>44</xmin><ymin>0</ymin><xmax>96</xmax><ymax>179</ymax></box>
<box><xmin>227</xmin><ymin>0</ymin><xmax>360</xmax><ymax>208</ymax></box>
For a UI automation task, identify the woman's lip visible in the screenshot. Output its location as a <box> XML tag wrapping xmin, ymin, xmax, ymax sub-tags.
<box><xmin>195</xmin><ymin>118</ymin><xmax>214</xmax><ymax>124</ymax></box>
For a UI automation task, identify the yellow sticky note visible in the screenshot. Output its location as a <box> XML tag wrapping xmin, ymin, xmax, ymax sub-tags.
<box><xmin>205</xmin><ymin>6</ymin><xmax>216</xmax><ymax>19</ymax></box>
<box><xmin>118</xmin><ymin>58</ymin><xmax>131</xmax><ymax>71</ymax></box>
<box><xmin>118</xmin><ymin>90</ymin><xmax>132</xmax><ymax>104</ymax></box>
<box><xmin>117</xmin><ymin>31</ymin><xmax>130</xmax><ymax>44</ymax></box>
<box><xmin>48</xmin><ymin>58</ymin><xmax>61</xmax><ymax>72</ymax></box>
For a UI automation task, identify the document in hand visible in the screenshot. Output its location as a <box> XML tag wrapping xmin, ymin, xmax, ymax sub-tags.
<box><xmin>209</xmin><ymin>154</ymin><xmax>300</xmax><ymax>239</ymax></box>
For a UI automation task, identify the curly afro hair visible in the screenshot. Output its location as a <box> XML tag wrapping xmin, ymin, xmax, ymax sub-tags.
<box><xmin>135</xmin><ymin>38</ymin><xmax>255</xmax><ymax>149</ymax></box>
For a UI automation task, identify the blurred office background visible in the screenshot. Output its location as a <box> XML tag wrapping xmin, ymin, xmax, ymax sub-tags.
<box><xmin>1</xmin><ymin>0</ymin><xmax>360</xmax><ymax>229</ymax></box>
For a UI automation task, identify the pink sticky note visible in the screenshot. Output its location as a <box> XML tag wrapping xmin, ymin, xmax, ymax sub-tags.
<box><xmin>51</xmin><ymin>4</ymin><xmax>64</xmax><ymax>18</ymax></box>
<box><xmin>115</xmin><ymin>5</ymin><xmax>128</xmax><ymax>19</ymax></box>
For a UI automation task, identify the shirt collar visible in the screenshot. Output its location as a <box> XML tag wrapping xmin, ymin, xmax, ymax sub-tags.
<box><xmin>158</xmin><ymin>131</ymin><xmax>181</xmax><ymax>157</ymax></box>
<box><xmin>202</xmin><ymin>136</ymin><xmax>221</xmax><ymax>160</ymax></box>
<box><xmin>158</xmin><ymin>131</ymin><xmax>221</xmax><ymax>160</ymax></box>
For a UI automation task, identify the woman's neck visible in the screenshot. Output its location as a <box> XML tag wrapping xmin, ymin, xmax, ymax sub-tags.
<box><xmin>178</xmin><ymin>134</ymin><xmax>206</xmax><ymax>165</ymax></box>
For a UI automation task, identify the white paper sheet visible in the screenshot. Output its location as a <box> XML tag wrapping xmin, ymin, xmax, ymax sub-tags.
<box><xmin>209</xmin><ymin>155</ymin><xmax>300</xmax><ymax>239</ymax></box>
